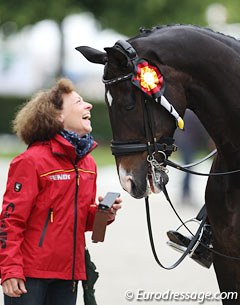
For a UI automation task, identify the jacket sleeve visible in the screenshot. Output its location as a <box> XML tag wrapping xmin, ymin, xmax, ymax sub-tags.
<box><xmin>85</xmin><ymin>204</ymin><xmax>97</xmax><ymax>232</ymax></box>
<box><xmin>0</xmin><ymin>155</ymin><xmax>40</xmax><ymax>284</ymax></box>
<box><xmin>84</xmin><ymin>167</ymin><xmax>115</xmax><ymax>231</ymax></box>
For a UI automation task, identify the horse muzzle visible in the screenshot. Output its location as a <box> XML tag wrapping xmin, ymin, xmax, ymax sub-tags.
<box><xmin>118</xmin><ymin>163</ymin><xmax>169</xmax><ymax>199</ymax></box>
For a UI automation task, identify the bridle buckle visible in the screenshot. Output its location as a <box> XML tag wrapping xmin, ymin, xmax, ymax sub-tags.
<box><xmin>147</xmin><ymin>152</ymin><xmax>169</xmax><ymax>184</ymax></box>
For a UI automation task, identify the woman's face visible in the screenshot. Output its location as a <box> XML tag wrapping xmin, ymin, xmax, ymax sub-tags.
<box><xmin>61</xmin><ymin>91</ymin><xmax>93</xmax><ymax>136</ymax></box>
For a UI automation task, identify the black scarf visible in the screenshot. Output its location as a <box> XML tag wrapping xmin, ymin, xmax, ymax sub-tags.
<box><xmin>60</xmin><ymin>130</ymin><xmax>94</xmax><ymax>158</ymax></box>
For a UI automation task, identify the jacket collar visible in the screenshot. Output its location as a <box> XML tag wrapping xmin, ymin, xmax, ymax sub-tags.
<box><xmin>51</xmin><ymin>134</ymin><xmax>97</xmax><ymax>162</ymax></box>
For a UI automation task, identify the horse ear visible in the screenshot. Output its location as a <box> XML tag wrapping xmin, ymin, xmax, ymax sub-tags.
<box><xmin>75</xmin><ymin>46</ymin><xmax>107</xmax><ymax>65</ymax></box>
<box><xmin>104</xmin><ymin>47</ymin><xmax>129</xmax><ymax>68</ymax></box>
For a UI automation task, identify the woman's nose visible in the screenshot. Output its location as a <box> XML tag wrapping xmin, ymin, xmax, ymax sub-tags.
<box><xmin>85</xmin><ymin>101</ymin><xmax>93</xmax><ymax>110</ymax></box>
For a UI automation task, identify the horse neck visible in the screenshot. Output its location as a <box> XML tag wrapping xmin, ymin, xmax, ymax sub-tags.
<box><xmin>186</xmin><ymin>55</ymin><xmax>240</xmax><ymax>158</ymax></box>
<box><xmin>147</xmin><ymin>27</ymin><xmax>240</xmax><ymax>158</ymax></box>
<box><xmin>187</xmin><ymin>86</ymin><xmax>239</xmax><ymax>159</ymax></box>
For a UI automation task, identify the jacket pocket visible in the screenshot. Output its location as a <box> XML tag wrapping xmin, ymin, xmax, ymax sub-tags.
<box><xmin>39</xmin><ymin>208</ymin><xmax>53</xmax><ymax>247</ymax></box>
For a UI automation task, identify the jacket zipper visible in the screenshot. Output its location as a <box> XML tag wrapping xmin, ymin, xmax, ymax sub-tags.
<box><xmin>72</xmin><ymin>164</ymin><xmax>79</xmax><ymax>292</ymax></box>
<box><xmin>39</xmin><ymin>208</ymin><xmax>53</xmax><ymax>247</ymax></box>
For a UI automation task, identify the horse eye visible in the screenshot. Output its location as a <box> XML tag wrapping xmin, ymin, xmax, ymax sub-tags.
<box><xmin>125</xmin><ymin>104</ymin><xmax>135</xmax><ymax>111</ymax></box>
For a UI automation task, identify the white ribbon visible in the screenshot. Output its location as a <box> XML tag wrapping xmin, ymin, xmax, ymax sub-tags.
<box><xmin>159</xmin><ymin>96</ymin><xmax>184</xmax><ymax>130</ymax></box>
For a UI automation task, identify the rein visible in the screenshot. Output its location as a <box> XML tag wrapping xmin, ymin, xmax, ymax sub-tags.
<box><xmin>165</xmin><ymin>157</ymin><xmax>240</xmax><ymax>176</ymax></box>
<box><xmin>146</xmin><ymin>152</ymin><xmax>240</xmax><ymax>268</ymax></box>
<box><xmin>146</xmin><ymin>182</ymin><xmax>240</xmax><ymax>269</ymax></box>
<box><xmin>145</xmin><ymin>186</ymin><xmax>207</xmax><ymax>270</ymax></box>
<box><xmin>181</xmin><ymin>149</ymin><xmax>217</xmax><ymax>168</ymax></box>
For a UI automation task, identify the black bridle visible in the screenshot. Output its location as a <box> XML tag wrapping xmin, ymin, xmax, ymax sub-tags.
<box><xmin>103</xmin><ymin>40</ymin><xmax>240</xmax><ymax>177</ymax></box>
<box><xmin>103</xmin><ymin>40</ymin><xmax>178</xmax><ymax>161</ymax></box>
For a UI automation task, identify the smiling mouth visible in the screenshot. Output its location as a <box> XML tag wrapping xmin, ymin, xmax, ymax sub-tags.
<box><xmin>82</xmin><ymin>113</ymin><xmax>91</xmax><ymax>120</ymax></box>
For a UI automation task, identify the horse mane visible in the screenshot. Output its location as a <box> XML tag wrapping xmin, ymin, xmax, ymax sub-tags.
<box><xmin>129</xmin><ymin>24</ymin><xmax>240</xmax><ymax>52</ymax></box>
<box><xmin>139</xmin><ymin>24</ymin><xmax>240</xmax><ymax>41</ymax></box>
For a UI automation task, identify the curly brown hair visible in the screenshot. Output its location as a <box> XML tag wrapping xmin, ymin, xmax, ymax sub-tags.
<box><xmin>13</xmin><ymin>78</ymin><xmax>75</xmax><ymax>145</ymax></box>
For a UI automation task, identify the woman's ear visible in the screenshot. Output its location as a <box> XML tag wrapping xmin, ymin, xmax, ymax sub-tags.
<box><xmin>59</xmin><ymin>113</ymin><xmax>64</xmax><ymax>123</ymax></box>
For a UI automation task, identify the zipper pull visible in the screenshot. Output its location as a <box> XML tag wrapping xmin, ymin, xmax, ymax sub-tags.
<box><xmin>50</xmin><ymin>209</ymin><xmax>54</xmax><ymax>223</ymax></box>
<box><xmin>72</xmin><ymin>280</ymin><xmax>76</xmax><ymax>292</ymax></box>
<box><xmin>74</xmin><ymin>165</ymin><xmax>80</xmax><ymax>186</ymax></box>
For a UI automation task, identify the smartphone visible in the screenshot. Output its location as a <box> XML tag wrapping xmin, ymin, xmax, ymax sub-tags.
<box><xmin>92</xmin><ymin>192</ymin><xmax>120</xmax><ymax>243</ymax></box>
<box><xmin>98</xmin><ymin>192</ymin><xmax>121</xmax><ymax>210</ymax></box>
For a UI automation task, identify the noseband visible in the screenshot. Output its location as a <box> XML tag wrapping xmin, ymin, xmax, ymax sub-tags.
<box><xmin>103</xmin><ymin>40</ymin><xmax>178</xmax><ymax>169</ymax></box>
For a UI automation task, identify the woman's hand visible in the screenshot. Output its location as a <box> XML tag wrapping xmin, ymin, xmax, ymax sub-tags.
<box><xmin>98</xmin><ymin>195</ymin><xmax>122</xmax><ymax>221</ymax></box>
<box><xmin>2</xmin><ymin>278</ymin><xmax>27</xmax><ymax>297</ymax></box>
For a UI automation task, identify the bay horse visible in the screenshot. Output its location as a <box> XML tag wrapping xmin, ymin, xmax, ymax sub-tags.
<box><xmin>76</xmin><ymin>25</ymin><xmax>240</xmax><ymax>303</ymax></box>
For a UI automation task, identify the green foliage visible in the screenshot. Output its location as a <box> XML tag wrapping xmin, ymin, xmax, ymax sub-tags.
<box><xmin>1</xmin><ymin>143</ymin><xmax>115</xmax><ymax>167</ymax></box>
<box><xmin>0</xmin><ymin>96</ymin><xmax>114</xmax><ymax>166</ymax></box>
<box><xmin>79</xmin><ymin>0</ymin><xmax>240</xmax><ymax>36</ymax></box>
<box><xmin>91</xmin><ymin>102</ymin><xmax>112</xmax><ymax>143</ymax></box>
<box><xmin>0</xmin><ymin>96</ymin><xmax>25</xmax><ymax>134</ymax></box>
<box><xmin>90</xmin><ymin>145</ymin><xmax>115</xmax><ymax>167</ymax></box>
<box><xmin>0</xmin><ymin>0</ymin><xmax>82</xmax><ymax>28</ymax></box>
<box><xmin>0</xmin><ymin>96</ymin><xmax>112</xmax><ymax>143</ymax></box>
<box><xmin>1</xmin><ymin>0</ymin><xmax>240</xmax><ymax>37</ymax></box>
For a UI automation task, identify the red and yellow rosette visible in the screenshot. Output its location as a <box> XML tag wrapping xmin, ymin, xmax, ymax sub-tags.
<box><xmin>132</xmin><ymin>59</ymin><xmax>184</xmax><ymax>130</ymax></box>
<box><xmin>133</xmin><ymin>60</ymin><xmax>164</xmax><ymax>97</ymax></box>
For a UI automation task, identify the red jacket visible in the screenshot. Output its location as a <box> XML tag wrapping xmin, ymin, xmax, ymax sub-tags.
<box><xmin>0</xmin><ymin>134</ymin><xmax>98</xmax><ymax>283</ymax></box>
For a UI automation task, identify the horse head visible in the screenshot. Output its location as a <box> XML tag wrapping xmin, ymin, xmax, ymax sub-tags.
<box><xmin>76</xmin><ymin>33</ymin><xmax>189</xmax><ymax>199</ymax></box>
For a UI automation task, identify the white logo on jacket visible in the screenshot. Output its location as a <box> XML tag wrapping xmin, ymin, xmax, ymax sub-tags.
<box><xmin>49</xmin><ymin>174</ymin><xmax>71</xmax><ymax>181</ymax></box>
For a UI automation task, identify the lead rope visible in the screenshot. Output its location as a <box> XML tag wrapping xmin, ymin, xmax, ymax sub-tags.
<box><xmin>145</xmin><ymin>182</ymin><xmax>207</xmax><ymax>270</ymax></box>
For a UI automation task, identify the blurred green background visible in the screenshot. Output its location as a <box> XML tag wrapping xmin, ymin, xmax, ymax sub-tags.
<box><xmin>0</xmin><ymin>0</ymin><xmax>240</xmax><ymax>163</ymax></box>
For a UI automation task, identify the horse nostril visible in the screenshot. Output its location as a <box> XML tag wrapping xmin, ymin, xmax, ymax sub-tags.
<box><xmin>120</xmin><ymin>174</ymin><xmax>134</xmax><ymax>194</ymax></box>
<box><xmin>118</xmin><ymin>165</ymin><xmax>148</xmax><ymax>198</ymax></box>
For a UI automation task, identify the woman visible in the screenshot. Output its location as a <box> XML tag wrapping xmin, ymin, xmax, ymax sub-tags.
<box><xmin>0</xmin><ymin>78</ymin><xmax>121</xmax><ymax>305</ymax></box>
